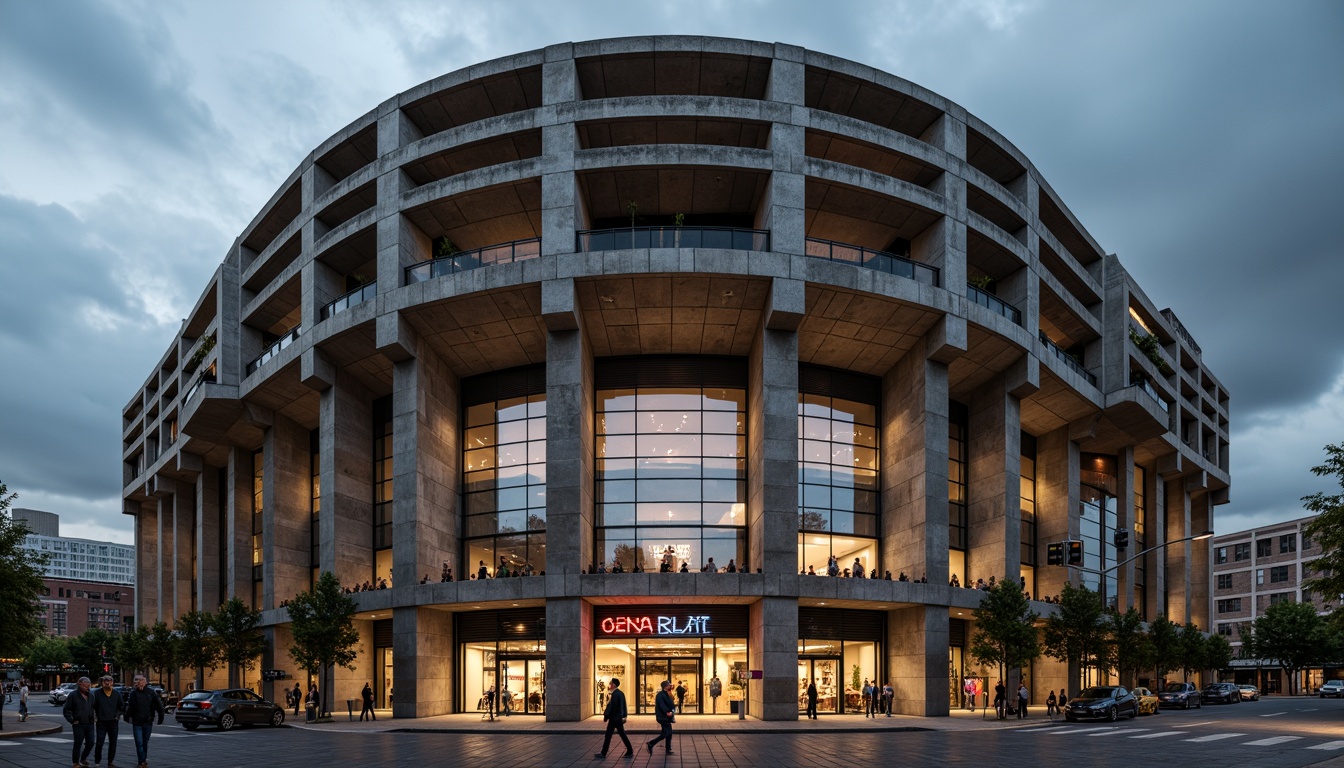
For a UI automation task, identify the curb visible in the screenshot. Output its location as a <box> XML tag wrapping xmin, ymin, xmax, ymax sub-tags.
<box><xmin>0</xmin><ymin>724</ymin><xmax>64</xmax><ymax>739</ymax></box>
<box><xmin>388</xmin><ymin>726</ymin><xmax>934</xmax><ymax>736</ymax></box>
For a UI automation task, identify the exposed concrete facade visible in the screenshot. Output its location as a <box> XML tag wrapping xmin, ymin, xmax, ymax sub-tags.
<box><xmin>122</xmin><ymin>36</ymin><xmax>1230</xmax><ymax>720</ymax></box>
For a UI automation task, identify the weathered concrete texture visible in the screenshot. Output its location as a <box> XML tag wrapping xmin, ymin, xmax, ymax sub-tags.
<box><xmin>1188</xmin><ymin>493</ymin><xmax>1211</xmax><ymax>629</ymax></box>
<box><xmin>136</xmin><ymin>502</ymin><xmax>159</xmax><ymax>627</ymax></box>
<box><xmin>322</xmin><ymin>372</ymin><xmax>375</xmax><ymax>587</ymax></box>
<box><xmin>226</xmin><ymin>447</ymin><xmax>254</xmax><ymax>602</ymax></box>
<box><xmin>546</xmin><ymin>598</ymin><xmax>591</xmax><ymax>721</ymax></box>
<box><xmin>334</xmin><ymin>618</ymin><xmax>377</xmax><ymax>713</ymax></box>
<box><xmin>1165</xmin><ymin>479</ymin><xmax>1192</xmax><ymax>624</ymax></box>
<box><xmin>1034</xmin><ymin>427</ymin><xmax>1077</xmax><ymax>601</ymax></box>
<box><xmin>545</xmin><ymin>279</ymin><xmax>594</xmax><ymax>576</ymax></box>
<box><xmin>265</xmin><ymin>415</ymin><xmax>312</xmax><ymax>610</ymax></box>
<box><xmin>1113</xmin><ymin>448</ymin><xmax>1136</xmax><ymax>613</ymax></box>
<box><xmin>967</xmin><ymin>376</ymin><xmax>1020</xmax><ymax>585</ymax></box>
<box><xmin>172</xmin><ymin>482</ymin><xmax>194</xmax><ymax>620</ymax></box>
<box><xmin>882</xmin><ymin>334</ymin><xmax>950</xmax><ymax>584</ymax></box>
<box><xmin>888</xmin><ymin>605</ymin><xmax>949</xmax><ymax>716</ymax></box>
<box><xmin>749</xmin><ymin>281</ymin><xmax>799</xmax><ymax>576</ymax></box>
<box><xmin>749</xmin><ymin>597</ymin><xmax>799</xmax><ymax>720</ymax></box>
<box><xmin>196</xmin><ymin>466</ymin><xmax>222</xmax><ymax>610</ymax></box>
<box><xmin>394</xmin><ymin>607</ymin><xmax>454</xmax><ymax>717</ymax></box>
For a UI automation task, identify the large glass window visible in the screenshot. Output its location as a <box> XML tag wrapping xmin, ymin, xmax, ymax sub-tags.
<box><xmin>1079</xmin><ymin>453</ymin><xmax>1118</xmax><ymax>610</ymax></box>
<box><xmin>797</xmin><ymin>377</ymin><xmax>879</xmax><ymax>576</ymax></box>
<box><xmin>373</xmin><ymin>397</ymin><xmax>392</xmax><ymax>587</ymax></box>
<box><xmin>1019</xmin><ymin>432</ymin><xmax>1037</xmax><ymax>598</ymax></box>
<box><xmin>949</xmin><ymin>402</ymin><xmax>968</xmax><ymax>585</ymax></box>
<box><xmin>251</xmin><ymin>449</ymin><xmax>264</xmax><ymax>609</ymax></box>
<box><xmin>464</xmin><ymin>392</ymin><xmax>547</xmax><ymax>577</ymax></box>
<box><xmin>1133</xmin><ymin>465</ymin><xmax>1147</xmax><ymax>617</ymax></box>
<box><xmin>595</xmin><ymin>384</ymin><xmax>746</xmax><ymax>572</ymax></box>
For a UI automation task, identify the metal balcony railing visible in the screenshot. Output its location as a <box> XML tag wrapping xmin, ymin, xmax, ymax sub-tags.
<box><xmin>804</xmin><ymin>237</ymin><xmax>939</xmax><ymax>286</ymax></box>
<box><xmin>246</xmin><ymin>326</ymin><xmax>301</xmax><ymax>376</ymax></box>
<box><xmin>405</xmin><ymin>238</ymin><xmax>541</xmax><ymax>283</ymax></box>
<box><xmin>1129</xmin><ymin>374</ymin><xmax>1170</xmax><ymax>413</ymax></box>
<box><xmin>576</xmin><ymin>226</ymin><xmax>769</xmax><ymax>252</ymax></box>
<box><xmin>320</xmin><ymin>282</ymin><xmax>377</xmax><ymax>321</ymax></box>
<box><xmin>967</xmin><ymin>284</ymin><xmax>1022</xmax><ymax>326</ymax></box>
<box><xmin>184</xmin><ymin>364</ymin><xmax>217</xmax><ymax>402</ymax></box>
<box><xmin>1037</xmin><ymin>331</ymin><xmax>1096</xmax><ymax>385</ymax></box>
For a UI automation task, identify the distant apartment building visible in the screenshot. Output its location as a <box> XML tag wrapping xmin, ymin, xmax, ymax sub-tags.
<box><xmin>37</xmin><ymin>578</ymin><xmax>136</xmax><ymax>637</ymax></box>
<box><xmin>15</xmin><ymin>509</ymin><xmax>136</xmax><ymax>585</ymax></box>
<box><xmin>1211</xmin><ymin>515</ymin><xmax>1337</xmax><ymax>692</ymax></box>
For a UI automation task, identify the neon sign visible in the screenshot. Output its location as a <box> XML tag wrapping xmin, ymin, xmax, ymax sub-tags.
<box><xmin>599</xmin><ymin>615</ymin><xmax>710</xmax><ymax>636</ymax></box>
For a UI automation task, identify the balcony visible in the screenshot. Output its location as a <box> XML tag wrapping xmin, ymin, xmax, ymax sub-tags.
<box><xmin>1129</xmin><ymin>373</ymin><xmax>1170</xmax><ymax>413</ymax></box>
<box><xmin>246</xmin><ymin>326</ymin><xmax>302</xmax><ymax>376</ymax></box>
<box><xmin>1038</xmin><ymin>331</ymin><xmax>1096</xmax><ymax>386</ymax></box>
<box><xmin>967</xmin><ymin>284</ymin><xmax>1022</xmax><ymax>326</ymax></box>
<box><xmin>320</xmin><ymin>282</ymin><xmax>377</xmax><ymax>321</ymax></box>
<box><xmin>804</xmin><ymin>237</ymin><xmax>939</xmax><ymax>286</ymax></box>
<box><xmin>576</xmin><ymin>226</ymin><xmax>769</xmax><ymax>252</ymax></box>
<box><xmin>184</xmin><ymin>363</ymin><xmax>217</xmax><ymax>402</ymax></box>
<box><xmin>405</xmin><ymin>238</ymin><xmax>541</xmax><ymax>283</ymax></box>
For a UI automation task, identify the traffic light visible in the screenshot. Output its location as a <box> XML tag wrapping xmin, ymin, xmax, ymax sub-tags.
<box><xmin>1067</xmin><ymin>540</ymin><xmax>1083</xmax><ymax>565</ymax></box>
<box><xmin>1114</xmin><ymin>529</ymin><xmax>1129</xmax><ymax>550</ymax></box>
<box><xmin>1047</xmin><ymin>542</ymin><xmax>1064</xmax><ymax>566</ymax></box>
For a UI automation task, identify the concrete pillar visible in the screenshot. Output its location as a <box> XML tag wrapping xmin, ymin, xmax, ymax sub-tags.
<box><xmin>172</xmin><ymin>482</ymin><xmax>194</xmax><ymax>620</ymax></box>
<box><xmin>1189</xmin><ymin>493</ymin><xmax>1211</xmax><ymax>629</ymax></box>
<box><xmin>967</xmin><ymin>376</ymin><xmax>1021</xmax><ymax>585</ymax></box>
<box><xmin>1035</xmin><ymin>427</ymin><xmax>1079</xmax><ymax>601</ymax></box>
<box><xmin>264</xmin><ymin>415</ymin><xmax>311</xmax><ymax>609</ymax></box>
<box><xmin>390</xmin><ymin>342</ymin><xmax>460</xmax><ymax>588</ymax></box>
<box><xmin>226</xmin><ymin>447</ymin><xmax>256</xmax><ymax>603</ymax></box>
<box><xmin>136</xmin><ymin>503</ymin><xmax>159</xmax><ymax>629</ymax></box>
<box><xmin>749</xmin><ymin>279</ymin><xmax>800</xmax><ymax>576</ymax></box>
<box><xmin>1113</xmin><ymin>448</ymin><xmax>1136</xmax><ymax>613</ymax></box>
<box><xmin>759</xmin><ymin>53</ymin><xmax>805</xmax><ymax>256</ymax></box>
<box><xmin>1153</xmin><ymin>472</ymin><xmax>1169</xmax><ymax>618</ymax></box>
<box><xmin>321</xmin><ymin>372</ymin><xmax>374</xmax><ymax>588</ymax></box>
<box><xmin>393</xmin><ymin>607</ymin><xmax>454</xmax><ymax>717</ymax></box>
<box><xmin>156</xmin><ymin>495</ymin><xmax>172</xmax><ymax>623</ymax></box>
<box><xmin>1164</xmin><ymin>479</ymin><xmax>1192</xmax><ymax>623</ymax></box>
<box><xmin>196</xmin><ymin>467</ymin><xmax>221</xmax><ymax>611</ymax></box>
<box><xmin>888</xmin><ymin>605</ymin><xmax>950</xmax><ymax>716</ymax></box>
<box><xmin>332</xmin><ymin>619</ymin><xmax>375</xmax><ymax>716</ymax></box>
<box><xmin>749</xmin><ymin>597</ymin><xmax>798</xmax><ymax>720</ymax></box>
<box><xmin>545</xmin><ymin>598</ymin><xmax>591</xmax><ymax>721</ymax></box>
<box><xmin>543</xmin><ymin>278</ymin><xmax>593</xmax><ymax>577</ymax></box>
<box><xmin>541</xmin><ymin>47</ymin><xmax>581</xmax><ymax>257</ymax></box>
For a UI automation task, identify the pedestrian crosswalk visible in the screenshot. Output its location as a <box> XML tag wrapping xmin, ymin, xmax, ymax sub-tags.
<box><xmin>1014</xmin><ymin>724</ymin><xmax>1344</xmax><ymax>751</ymax></box>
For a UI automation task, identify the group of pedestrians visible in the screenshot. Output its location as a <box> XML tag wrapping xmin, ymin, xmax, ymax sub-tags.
<box><xmin>62</xmin><ymin>674</ymin><xmax>164</xmax><ymax>768</ymax></box>
<box><xmin>594</xmin><ymin>678</ymin><xmax>678</xmax><ymax>760</ymax></box>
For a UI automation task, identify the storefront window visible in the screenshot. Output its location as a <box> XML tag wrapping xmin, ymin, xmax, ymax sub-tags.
<box><xmin>798</xmin><ymin>608</ymin><xmax>883</xmax><ymax>715</ymax></box>
<box><xmin>595</xmin><ymin>383</ymin><xmax>746</xmax><ymax>572</ymax></box>
<box><xmin>463</xmin><ymin>389</ymin><xmax>547</xmax><ymax>578</ymax></box>
<box><xmin>458</xmin><ymin>608</ymin><xmax>548</xmax><ymax>715</ymax></box>
<box><xmin>797</xmin><ymin>370</ymin><xmax>880</xmax><ymax>576</ymax></box>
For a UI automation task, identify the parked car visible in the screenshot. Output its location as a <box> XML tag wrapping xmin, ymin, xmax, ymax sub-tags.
<box><xmin>1319</xmin><ymin>680</ymin><xmax>1344</xmax><ymax>698</ymax></box>
<box><xmin>1201</xmin><ymin>682</ymin><xmax>1241</xmax><ymax>704</ymax></box>
<box><xmin>1132</xmin><ymin>686</ymin><xmax>1160</xmax><ymax>715</ymax></box>
<box><xmin>148</xmin><ymin>683</ymin><xmax>172</xmax><ymax>706</ymax></box>
<box><xmin>1237</xmin><ymin>685</ymin><xmax>1260</xmax><ymax>701</ymax></box>
<box><xmin>1157</xmin><ymin>682</ymin><xmax>1202</xmax><ymax>709</ymax></box>
<box><xmin>1063</xmin><ymin>686</ymin><xmax>1139</xmax><ymax>722</ymax></box>
<box><xmin>173</xmin><ymin>688</ymin><xmax>286</xmax><ymax>731</ymax></box>
<box><xmin>48</xmin><ymin>682</ymin><xmax>78</xmax><ymax>706</ymax></box>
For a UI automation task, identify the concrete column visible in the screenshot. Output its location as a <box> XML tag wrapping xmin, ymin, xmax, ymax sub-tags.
<box><xmin>545</xmin><ymin>597</ymin><xmax>591</xmax><ymax>721</ymax></box>
<box><xmin>172</xmin><ymin>482</ymin><xmax>194</xmax><ymax>619</ymax></box>
<box><xmin>544</xmin><ymin>278</ymin><xmax>594</xmax><ymax>577</ymax></box>
<box><xmin>541</xmin><ymin>47</ymin><xmax>581</xmax><ymax>257</ymax></box>
<box><xmin>332</xmin><ymin>619</ymin><xmax>375</xmax><ymax>715</ymax></box>
<box><xmin>760</xmin><ymin>52</ymin><xmax>805</xmax><ymax>256</ymax></box>
<box><xmin>749</xmin><ymin>278</ymin><xmax>801</xmax><ymax>576</ymax></box>
<box><xmin>1113</xmin><ymin>448</ymin><xmax>1136</xmax><ymax>613</ymax></box>
<box><xmin>1189</xmin><ymin>493</ymin><xmax>1211</xmax><ymax>629</ymax></box>
<box><xmin>1101</xmin><ymin>254</ymin><xmax>1132</xmax><ymax>394</ymax></box>
<box><xmin>967</xmin><ymin>376</ymin><xmax>1021</xmax><ymax>585</ymax></box>
<box><xmin>749</xmin><ymin>597</ymin><xmax>798</xmax><ymax>720</ymax></box>
<box><xmin>226</xmin><ymin>447</ymin><xmax>255</xmax><ymax>603</ymax></box>
<box><xmin>881</xmin><ymin>321</ymin><xmax>960</xmax><ymax>584</ymax></box>
<box><xmin>1152</xmin><ymin>472</ymin><xmax>1169</xmax><ymax>618</ymax></box>
<box><xmin>216</xmin><ymin>257</ymin><xmax>242</xmax><ymax>388</ymax></box>
<box><xmin>393</xmin><ymin>607</ymin><xmax>454</xmax><ymax>717</ymax></box>
<box><xmin>1035</xmin><ymin>427</ymin><xmax>1079</xmax><ymax>601</ymax></box>
<box><xmin>264</xmin><ymin>415</ymin><xmax>311</xmax><ymax>609</ymax></box>
<box><xmin>321</xmin><ymin>371</ymin><xmax>374</xmax><ymax>588</ymax></box>
<box><xmin>391</xmin><ymin>341</ymin><xmax>460</xmax><ymax>588</ymax></box>
<box><xmin>136</xmin><ymin>503</ymin><xmax>159</xmax><ymax>629</ymax></box>
<box><xmin>1164</xmin><ymin>479</ymin><xmax>1192</xmax><ymax>623</ymax></box>
<box><xmin>196</xmin><ymin>467</ymin><xmax>221</xmax><ymax>610</ymax></box>
<box><xmin>156</xmin><ymin>495</ymin><xmax>172</xmax><ymax>623</ymax></box>
<box><xmin>888</xmin><ymin>605</ymin><xmax>950</xmax><ymax>716</ymax></box>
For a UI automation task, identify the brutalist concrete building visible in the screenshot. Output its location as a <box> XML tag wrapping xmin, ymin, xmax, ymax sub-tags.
<box><xmin>121</xmin><ymin>36</ymin><xmax>1230</xmax><ymax>720</ymax></box>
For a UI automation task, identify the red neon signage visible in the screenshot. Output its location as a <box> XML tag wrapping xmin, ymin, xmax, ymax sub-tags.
<box><xmin>598</xmin><ymin>615</ymin><xmax>710</xmax><ymax>636</ymax></box>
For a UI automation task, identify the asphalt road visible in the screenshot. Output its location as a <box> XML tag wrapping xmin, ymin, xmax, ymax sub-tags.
<box><xmin>3</xmin><ymin>698</ymin><xmax>1341</xmax><ymax>767</ymax></box>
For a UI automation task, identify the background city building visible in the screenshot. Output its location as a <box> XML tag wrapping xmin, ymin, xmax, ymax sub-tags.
<box><xmin>1211</xmin><ymin>515</ymin><xmax>1337</xmax><ymax>693</ymax></box>
<box><xmin>15</xmin><ymin>508</ymin><xmax>136</xmax><ymax>585</ymax></box>
<box><xmin>121</xmin><ymin>36</ymin><xmax>1229</xmax><ymax>719</ymax></box>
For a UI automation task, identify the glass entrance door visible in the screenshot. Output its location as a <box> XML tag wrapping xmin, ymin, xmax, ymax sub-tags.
<box><xmin>797</xmin><ymin>657</ymin><xmax>841</xmax><ymax>714</ymax></box>
<box><xmin>497</xmin><ymin>657</ymin><xmax>546</xmax><ymax>715</ymax></box>
<box><xmin>637</xmin><ymin>658</ymin><xmax>701</xmax><ymax>714</ymax></box>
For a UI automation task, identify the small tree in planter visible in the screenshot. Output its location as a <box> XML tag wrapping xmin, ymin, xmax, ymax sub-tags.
<box><xmin>288</xmin><ymin>571</ymin><xmax>361</xmax><ymax>719</ymax></box>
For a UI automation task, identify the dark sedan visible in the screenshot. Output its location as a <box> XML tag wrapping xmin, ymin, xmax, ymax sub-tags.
<box><xmin>1157</xmin><ymin>682</ymin><xmax>1202</xmax><ymax>709</ymax></box>
<box><xmin>173</xmin><ymin>688</ymin><xmax>286</xmax><ymax>731</ymax></box>
<box><xmin>1063</xmin><ymin>686</ymin><xmax>1139</xmax><ymax>722</ymax></box>
<box><xmin>1201</xmin><ymin>682</ymin><xmax>1241</xmax><ymax>704</ymax></box>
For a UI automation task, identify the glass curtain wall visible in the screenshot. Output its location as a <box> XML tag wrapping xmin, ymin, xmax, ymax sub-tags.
<box><xmin>251</xmin><ymin>449</ymin><xmax>263</xmax><ymax>608</ymax></box>
<box><xmin>463</xmin><ymin>388</ymin><xmax>547</xmax><ymax>577</ymax></box>
<box><xmin>1020</xmin><ymin>432</ymin><xmax>1037</xmax><ymax>598</ymax></box>
<box><xmin>797</xmin><ymin>366</ymin><xmax>880</xmax><ymax>577</ymax></box>
<box><xmin>595</xmin><ymin>359</ymin><xmax>746</xmax><ymax>573</ymax></box>
<box><xmin>1080</xmin><ymin>453</ymin><xmax>1119</xmax><ymax>609</ymax></box>
<box><xmin>948</xmin><ymin>402</ymin><xmax>969</xmax><ymax>586</ymax></box>
<box><xmin>1133</xmin><ymin>465</ymin><xmax>1147</xmax><ymax>618</ymax></box>
<box><xmin>373</xmin><ymin>397</ymin><xmax>393</xmax><ymax>587</ymax></box>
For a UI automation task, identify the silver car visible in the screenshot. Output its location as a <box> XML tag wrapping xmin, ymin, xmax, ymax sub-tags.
<box><xmin>1320</xmin><ymin>680</ymin><xmax>1344</xmax><ymax>698</ymax></box>
<box><xmin>47</xmin><ymin>682</ymin><xmax>78</xmax><ymax>705</ymax></box>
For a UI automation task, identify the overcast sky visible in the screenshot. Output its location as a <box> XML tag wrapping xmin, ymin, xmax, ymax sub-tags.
<box><xmin>1</xmin><ymin>0</ymin><xmax>1341</xmax><ymax>544</ymax></box>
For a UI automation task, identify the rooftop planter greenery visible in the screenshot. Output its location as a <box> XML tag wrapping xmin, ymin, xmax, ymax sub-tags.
<box><xmin>1129</xmin><ymin>328</ymin><xmax>1173</xmax><ymax>376</ymax></box>
<box><xmin>183</xmin><ymin>334</ymin><xmax>216</xmax><ymax>374</ymax></box>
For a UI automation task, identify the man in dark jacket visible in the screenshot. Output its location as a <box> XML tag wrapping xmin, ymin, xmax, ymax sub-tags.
<box><xmin>646</xmin><ymin>680</ymin><xmax>676</xmax><ymax>755</ymax></box>
<box><xmin>63</xmin><ymin>676</ymin><xmax>96</xmax><ymax>768</ymax></box>
<box><xmin>360</xmin><ymin>682</ymin><xmax>375</xmax><ymax>721</ymax></box>
<box><xmin>291</xmin><ymin>682</ymin><xmax>302</xmax><ymax>716</ymax></box>
<box><xmin>123</xmin><ymin>675</ymin><xmax>165</xmax><ymax>768</ymax></box>
<box><xmin>593</xmin><ymin>677</ymin><xmax>633</xmax><ymax>759</ymax></box>
<box><xmin>92</xmin><ymin>675</ymin><xmax>127</xmax><ymax>767</ymax></box>
<box><xmin>805</xmin><ymin>679</ymin><xmax>818</xmax><ymax>719</ymax></box>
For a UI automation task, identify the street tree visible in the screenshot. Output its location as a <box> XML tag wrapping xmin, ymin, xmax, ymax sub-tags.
<box><xmin>214</xmin><ymin>597</ymin><xmax>268</xmax><ymax>688</ymax></box>
<box><xmin>68</xmin><ymin>628</ymin><xmax>116</xmax><ymax>678</ymax></box>
<box><xmin>175</xmin><ymin>609</ymin><xmax>222</xmax><ymax>690</ymax></box>
<box><xmin>0</xmin><ymin>480</ymin><xmax>49</xmax><ymax>657</ymax></box>
<box><xmin>287</xmin><ymin>571</ymin><xmax>361</xmax><ymax>717</ymax></box>
<box><xmin>1303</xmin><ymin>442</ymin><xmax>1344</xmax><ymax>629</ymax></box>
<box><xmin>145</xmin><ymin>620</ymin><xmax>179</xmax><ymax>684</ymax></box>
<box><xmin>1148</xmin><ymin>615</ymin><xmax>1181</xmax><ymax>686</ymax></box>
<box><xmin>1105</xmin><ymin>607</ymin><xmax>1152</xmax><ymax>687</ymax></box>
<box><xmin>116</xmin><ymin>624</ymin><xmax>151</xmax><ymax>677</ymax></box>
<box><xmin>22</xmin><ymin>636</ymin><xmax>71</xmax><ymax>681</ymax></box>
<box><xmin>1204</xmin><ymin>633</ymin><xmax>1234</xmax><ymax>674</ymax></box>
<box><xmin>1042</xmin><ymin>582</ymin><xmax>1107</xmax><ymax>690</ymax></box>
<box><xmin>1254</xmin><ymin>599</ymin><xmax>1330</xmax><ymax>695</ymax></box>
<box><xmin>969</xmin><ymin>580</ymin><xmax>1040</xmax><ymax>703</ymax></box>
<box><xmin>1178</xmin><ymin>622</ymin><xmax>1207</xmax><ymax>681</ymax></box>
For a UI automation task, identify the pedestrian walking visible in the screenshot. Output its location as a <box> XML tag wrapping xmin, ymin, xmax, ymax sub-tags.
<box><xmin>675</xmin><ymin>680</ymin><xmax>687</xmax><ymax>714</ymax></box>
<box><xmin>862</xmin><ymin>679</ymin><xmax>875</xmax><ymax>718</ymax></box>
<box><xmin>291</xmin><ymin>682</ymin><xmax>302</xmax><ymax>717</ymax></box>
<box><xmin>18</xmin><ymin>680</ymin><xmax>29</xmax><ymax>722</ymax></box>
<box><xmin>593</xmin><ymin>677</ymin><xmax>634</xmax><ymax>759</ymax></box>
<box><xmin>360</xmin><ymin>681</ymin><xmax>376</xmax><ymax>721</ymax></box>
<box><xmin>646</xmin><ymin>680</ymin><xmax>676</xmax><ymax>755</ymax></box>
<box><xmin>993</xmin><ymin>680</ymin><xmax>1006</xmax><ymax>719</ymax></box>
<box><xmin>883</xmin><ymin>682</ymin><xmax>894</xmax><ymax>717</ymax></box>
<box><xmin>805</xmin><ymin>679</ymin><xmax>818</xmax><ymax>719</ymax></box>
<box><xmin>92</xmin><ymin>674</ymin><xmax>127</xmax><ymax>767</ymax></box>
<box><xmin>64</xmin><ymin>676</ymin><xmax>97</xmax><ymax>768</ymax></box>
<box><xmin>709</xmin><ymin>675</ymin><xmax>722</xmax><ymax>714</ymax></box>
<box><xmin>124</xmin><ymin>674</ymin><xmax>166</xmax><ymax>768</ymax></box>
<box><xmin>1046</xmin><ymin>689</ymin><xmax>1057</xmax><ymax>716</ymax></box>
<box><xmin>1017</xmin><ymin>682</ymin><xmax>1029</xmax><ymax>718</ymax></box>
